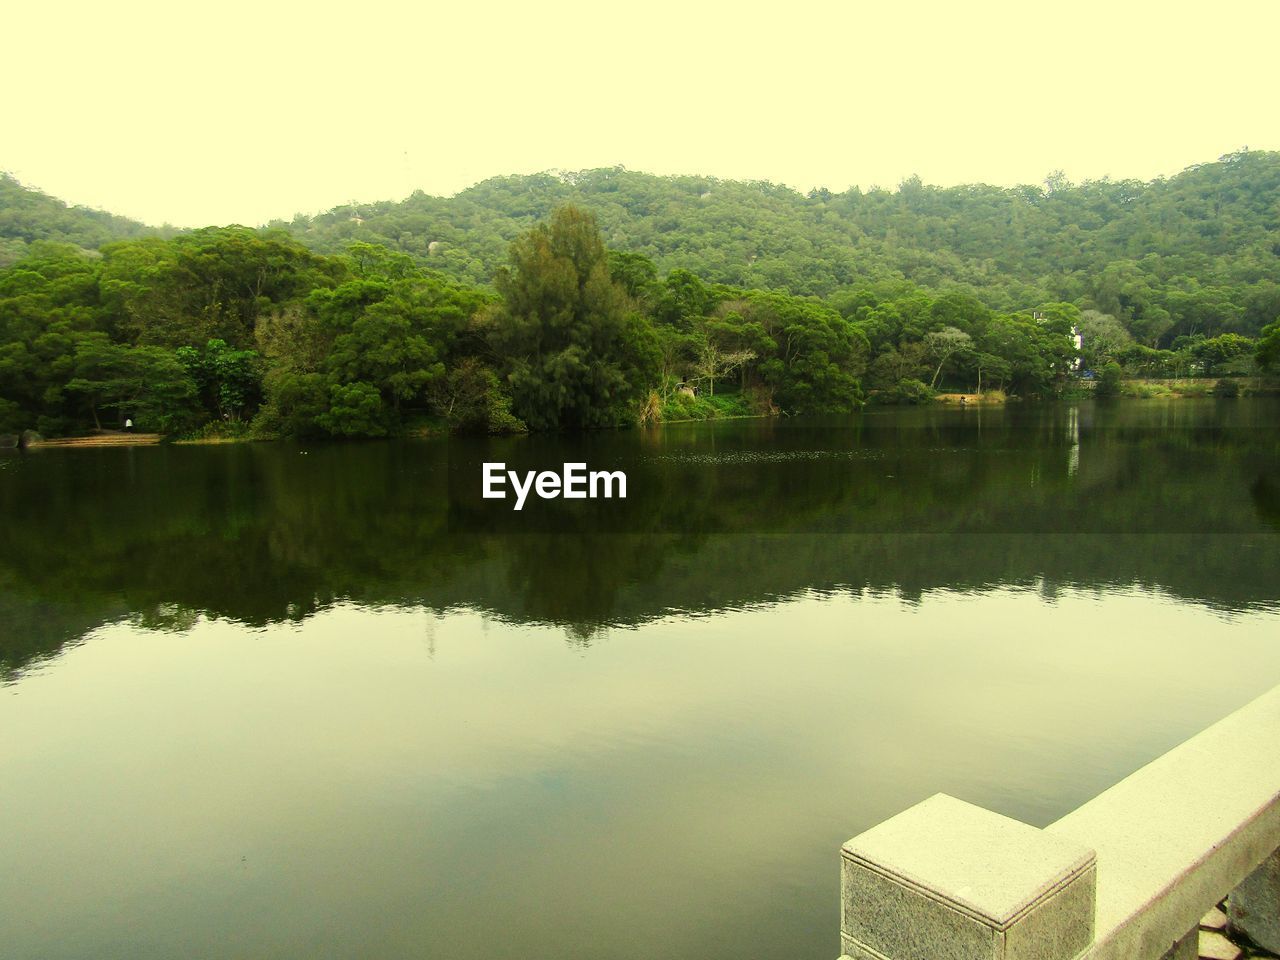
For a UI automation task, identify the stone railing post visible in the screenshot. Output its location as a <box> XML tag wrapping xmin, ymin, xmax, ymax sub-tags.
<box><xmin>840</xmin><ymin>793</ymin><xmax>1097</xmax><ymax>960</ymax></box>
<box><xmin>1230</xmin><ymin>849</ymin><xmax>1280</xmax><ymax>953</ymax></box>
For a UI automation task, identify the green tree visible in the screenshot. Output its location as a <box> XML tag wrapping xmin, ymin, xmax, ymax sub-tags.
<box><xmin>490</xmin><ymin>205</ymin><xmax>657</xmax><ymax>430</ymax></box>
<box><xmin>1095</xmin><ymin>362</ymin><xmax>1123</xmax><ymax>398</ymax></box>
<box><xmin>324</xmin><ymin>301</ymin><xmax>442</xmax><ymax>416</ymax></box>
<box><xmin>176</xmin><ymin>338</ymin><xmax>263</xmax><ymax>422</ymax></box>
<box><xmin>429</xmin><ymin>358</ymin><xmax>525</xmax><ymax>434</ymax></box>
<box><xmin>317</xmin><ymin>381</ymin><xmax>388</xmax><ymax>436</ymax></box>
<box><xmin>924</xmin><ymin>327</ymin><xmax>972</xmax><ymax>388</ymax></box>
<box><xmin>1257</xmin><ymin>320</ymin><xmax>1280</xmax><ymax>373</ymax></box>
<box><xmin>1077</xmin><ymin>309</ymin><xmax>1132</xmax><ymax>368</ymax></box>
<box><xmin>745</xmin><ymin>293</ymin><xmax>866</xmax><ymax>412</ymax></box>
<box><xmin>64</xmin><ymin>334</ymin><xmax>198</xmax><ymax>431</ymax></box>
<box><xmin>1189</xmin><ymin>333</ymin><xmax>1252</xmax><ymax>377</ymax></box>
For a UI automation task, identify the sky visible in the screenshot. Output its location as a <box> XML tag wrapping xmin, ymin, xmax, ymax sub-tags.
<box><xmin>4</xmin><ymin>0</ymin><xmax>1277</xmax><ymax>228</ymax></box>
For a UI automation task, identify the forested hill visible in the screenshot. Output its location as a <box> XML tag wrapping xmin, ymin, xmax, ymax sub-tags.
<box><xmin>4</xmin><ymin>151</ymin><xmax>1280</xmax><ymax>340</ymax></box>
<box><xmin>0</xmin><ymin>173</ymin><xmax>161</xmax><ymax>265</ymax></box>
<box><xmin>3</xmin><ymin>153</ymin><xmax>1279</xmax><ymax>441</ymax></box>
<box><xmin>271</xmin><ymin>150</ymin><xmax>1280</xmax><ymax>336</ymax></box>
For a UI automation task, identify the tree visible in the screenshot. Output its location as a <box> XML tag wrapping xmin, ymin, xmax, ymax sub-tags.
<box><xmin>0</xmin><ymin>396</ymin><xmax>21</xmax><ymax>433</ymax></box>
<box><xmin>924</xmin><ymin>327</ymin><xmax>972</xmax><ymax>388</ymax></box>
<box><xmin>64</xmin><ymin>334</ymin><xmax>198</xmax><ymax>430</ymax></box>
<box><xmin>746</xmin><ymin>293</ymin><xmax>866</xmax><ymax>412</ymax></box>
<box><xmin>490</xmin><ymin>205</ymin><xmax>657</xmax><ymax>430</ymax></box>
<box><xmin>959</xmin><ymin>350</ymin><xmax>1011</xmax><ymax>394</ymax></box>
<box><xmin>1257</xmin><ymin>320</ymin><xmax>1280</xmax><ymax>373</ymax></box>
<box><xmin>324</xmin><ymin>302</ymin><xmax>441</xmax><ymax>415</ymax></box>
<box><xmin>1077</xmin><ymin>309</ymin><xmax>1132</xmax><ymax>368</ymax></box>
<box><xmin>317</xmin><ymin>381</ymin><xmax>387</xmax><ymax>436</ymax></box>
<box><xmin>1095</xmin><ymin>362</ymin><xmax>1123</xmax><ymax>398</ymax></box>
<box><xmin>980</xmin><ymin>315</ymin><xmax>1074</xmax><ymax>396</ymax></box>
<box><xmin>428</xmin><ymin>358</ymin><xmax>525</xmax><ymax>434</ymax></box>
<box><xmin>652</xmin><ymin>325</ymin><xmax>699</xmax><ymax>400</ymax></box>
<box><xmin>100</xmin><ymin>228</ymin><xmax>342</xmax><ymax>348</ymax></box>
<box><xmin>63</xmin><ymin>335</ymin><xmax>135</xmax><ymax>429</ymax></box>
<box><xmin>1189</xmin><ymin>333</ymin><xmax>1252</xmax><ymax>377</ymax></box>
<box><xmin>176</xmin><ymin>338</ymin><xmax>263</xmax><ymax>422</ymax></box>
<box><xmin>688</xmin><ymin>312</ymin><xmax>760</xmax><ymax>396</ymax></box>
<box><xmin>691</xmin><ymin>338</ymin><xmax>755</xmax><ymax>396</ymax></box>
<box><xmin>12</xmin><ymin>156</ymin><xmax>1280</xmax><ymax>436</ymax></box>
<box><xmin>868</xmin><ymin>343</ymin><xmax>928</xmax><ymax>389</ymax></box>
<box><xmin>653</xmin><ymin>269</ymin><xmax>712</xmax><ymax>328</ymax></box>
<box><xmin>607</xmin><ymin>251</ymin><xmax>659</xmax><ymax>302</ymax></box>
<box><xmin>257</xmin><ymin>370</ymin><xmax>329</xmax><ymax>437</ymax></box>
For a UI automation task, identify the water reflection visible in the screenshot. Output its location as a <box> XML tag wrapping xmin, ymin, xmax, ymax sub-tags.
<box><xmin>2</xmin><ymin>400</ymin><xmax>1280</xmax><ymax>960</ymax></box>
<box><xmin>2</xmin><ymin>400</ymin><xmax>1278</xmax><ymax>679</ymax></box>
<box><xmin>2</xmin><ymin>590</ymin><xmax>1279</xmax><ymax>960</ymax></box>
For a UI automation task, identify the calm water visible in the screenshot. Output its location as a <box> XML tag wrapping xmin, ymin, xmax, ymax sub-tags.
<box><xmin>2</xmin><ymin>399</ymin><xmax>1279</xmax><ymax>960</ymax></box>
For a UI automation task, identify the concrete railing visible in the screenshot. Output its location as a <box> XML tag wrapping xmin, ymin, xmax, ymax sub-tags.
<box><xmin>839</xmin><ymin>683</ymin><xmax>1280</xmax><ymax>960</ymax></box>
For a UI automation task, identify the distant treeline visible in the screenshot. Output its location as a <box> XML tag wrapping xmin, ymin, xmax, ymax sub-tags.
<box><xmin>2</xmin><ymin>154</ymin><xmax>1279</xmax><ymax>437</ymax></box>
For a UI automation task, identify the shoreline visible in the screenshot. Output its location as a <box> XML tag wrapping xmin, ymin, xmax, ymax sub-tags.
<box><xmin>25</xmin><ymin>433</ymin><xmax>163</xmax><ymax>448</ymax></box>
<box><xmin>14</xmin><ymin>390</ymin><xmax>1277</xmax><ymax>448</ymax></box>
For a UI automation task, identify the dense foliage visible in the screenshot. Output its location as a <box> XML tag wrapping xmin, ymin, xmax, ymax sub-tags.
<box><xmin>490</xmin><ymin>206</ymin><xmax>658</xmax><ymax>430</ymax></box>
<box><xmin>1</xmin><ymin>151</ymin><xmax>1277</xmax><ymax>437</ymax></box>
<box><xmin>0</xmin><ymin>173</ymin><xmax>163</xmax><ymax>268</ymax></box>
<box><xmin>273</xmin><ymin>151</ymin><xmax>1280</xmax><ymax>348</ymax></box>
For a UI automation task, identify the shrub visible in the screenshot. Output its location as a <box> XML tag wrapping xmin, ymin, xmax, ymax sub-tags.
<box><xmin>432</xmin><ymin>360</ymin><xmax>526</xmax><ymax>434</ymax></box>
<box><xmin>316</xmin><ymin>382</ymin><xmax>388</xmax><ymax>437</ymax></box>
<box><xmin>1122</xmin><ymin>381</ymin><xmax>1173</xmax><ymax>399</ymax></box>
<box><xmin>873</xmin><ymin>378</ymin><xmax>935</xmax><ymax>405</ymax></box>
<box><xmin>637</xmin><ymin>390</ymin><xmax>662</xmax><ymax>426</ymax></box>
<box><xmin>0</xmin><ymin>397</ymin><xmax>22</xmax><ymax>433</ymax></box>
<box><xmin>1095</xmin><ymin>362</ymin><xmax>1123</xmax><ymax>398</ymax></box>
<box><xmin>1214</xmin><ymin>378</ymin><xmax>1240</xmax><ymax>398</ymax></box>
<box><xmin>178</xmin><ymin>420</ymin><xmax>252</xmax><ymax>442</ymax></box>
<box><xmin>659</xmin><ymin>390</ymin><xmax>752</xmax><ymax>422</ymax></box>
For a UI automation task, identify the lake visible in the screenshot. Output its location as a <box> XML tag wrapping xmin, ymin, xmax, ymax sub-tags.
<box><xmin>2</xmin><ymin>398</ymin><xmax>1279</xmax><ymax>960</ymax></box>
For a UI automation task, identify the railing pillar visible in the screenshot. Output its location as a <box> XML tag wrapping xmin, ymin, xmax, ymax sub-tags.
<box><xmin>840</xmin><ymin>793</ymin><xmax>1096</xmax><ymax>960</ymax></box>
<box><xmin>1230</xmin><ymin>849</ymin><xmax>1280</xmax><ymax>953</ymax></box>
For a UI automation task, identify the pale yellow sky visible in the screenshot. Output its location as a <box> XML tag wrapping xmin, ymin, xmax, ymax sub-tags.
<box><xmin>4</xmin><ymin>0</ymin><xmax>1276</xmax><ymax>227</ymax></box>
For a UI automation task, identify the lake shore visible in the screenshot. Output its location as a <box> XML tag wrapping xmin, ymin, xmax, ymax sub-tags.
<box><xmin>14</xmin><ymin>388</ymin><xmax>1279</xmax><ymax>448</ymax></box>
<box><xmin>25</xmin><ymin>433</ymin><xmax>163</xmax><ymax>448</ymax></box>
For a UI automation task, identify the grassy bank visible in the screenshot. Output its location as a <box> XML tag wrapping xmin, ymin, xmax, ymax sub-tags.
<box><xmin>28</xmin><ymin>433</ymin><xmax>163</xmax><ymax>448</ymax></box>
<box><xmin>657</xmin><ymin>389</ymin><xmax>760</xmax><ymax>423</ymax></box>
<box><xmin>1116</xmin><ymin>377</ymin><xmax>1276</xmax><ymax>399</ymax></box>
<box><xmin>936</xmin><ymin>390</ymin><xmax>1008</xmax><ymax>405</ymax></box>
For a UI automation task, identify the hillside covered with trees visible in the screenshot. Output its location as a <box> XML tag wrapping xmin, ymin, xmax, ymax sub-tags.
<box><xmin>1</xmin><ymin>152</ymin><xmax>1278</xmax><ymax>439</ymax></box>
<box><xmin>277</xmin><ymin>150</ymin><xmax>1280</xmax><ymax>347</ymax></box>
<box><xmin>0</xmin><ymin>173</ymin><xmax>163</xmax><ymax>269</ymax></box>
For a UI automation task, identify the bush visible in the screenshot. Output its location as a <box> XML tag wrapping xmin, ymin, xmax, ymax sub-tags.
<box><xmin>659</xmin><ymin>390</ymin><xmax>753</xmax><ymax>422</ymax></box>
<box><xmin>1214</xmin><ymin>378</ymin><xmax>1240</xmax><ymax>398</ymax></box>
<box><xmin>256</xmin><ymin>371</ymin><xmax>329</xmax><ymax>438</ymax></box>
<box><xmin>35</xmin><ymin>414</ymin><xmax>76</xmax><ymax>437</ymax></box>
<box><xmin>1122</xmin><ymin>381</ymin><xmax>1173</xmax><ymax>399</ymax></box>
<box><xmin>433</xmin><ymin>360</ymin><xmax>526</xmax><ymax>435</ymax></box>
<box><xmin>316</xmin><ymin>382</ymin><xmax>389</xmax><ymax>437</ymax></box>
<box><xmin>178</xmin><ymin>420</ymin><xmax>252</xmax><ymax>442</ymax></box>
<box><xmin>637</xmin><ymin>391</ymin><xmax>662</xmax><ymax>426</ymax></box>
<box><xmin>0</xmin><ymin>397</ymin><xmax>23</xmax><ymax>433</ymax></box>
<box><xmin>1095</xmin><ymin>362</ymin><xmax>1123</xmax><ymax>398</ymax></box>
<box><xmin>873</xmin><ymin>378</ymin><xmax>935</xmax><ymax>405</ymax></box>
